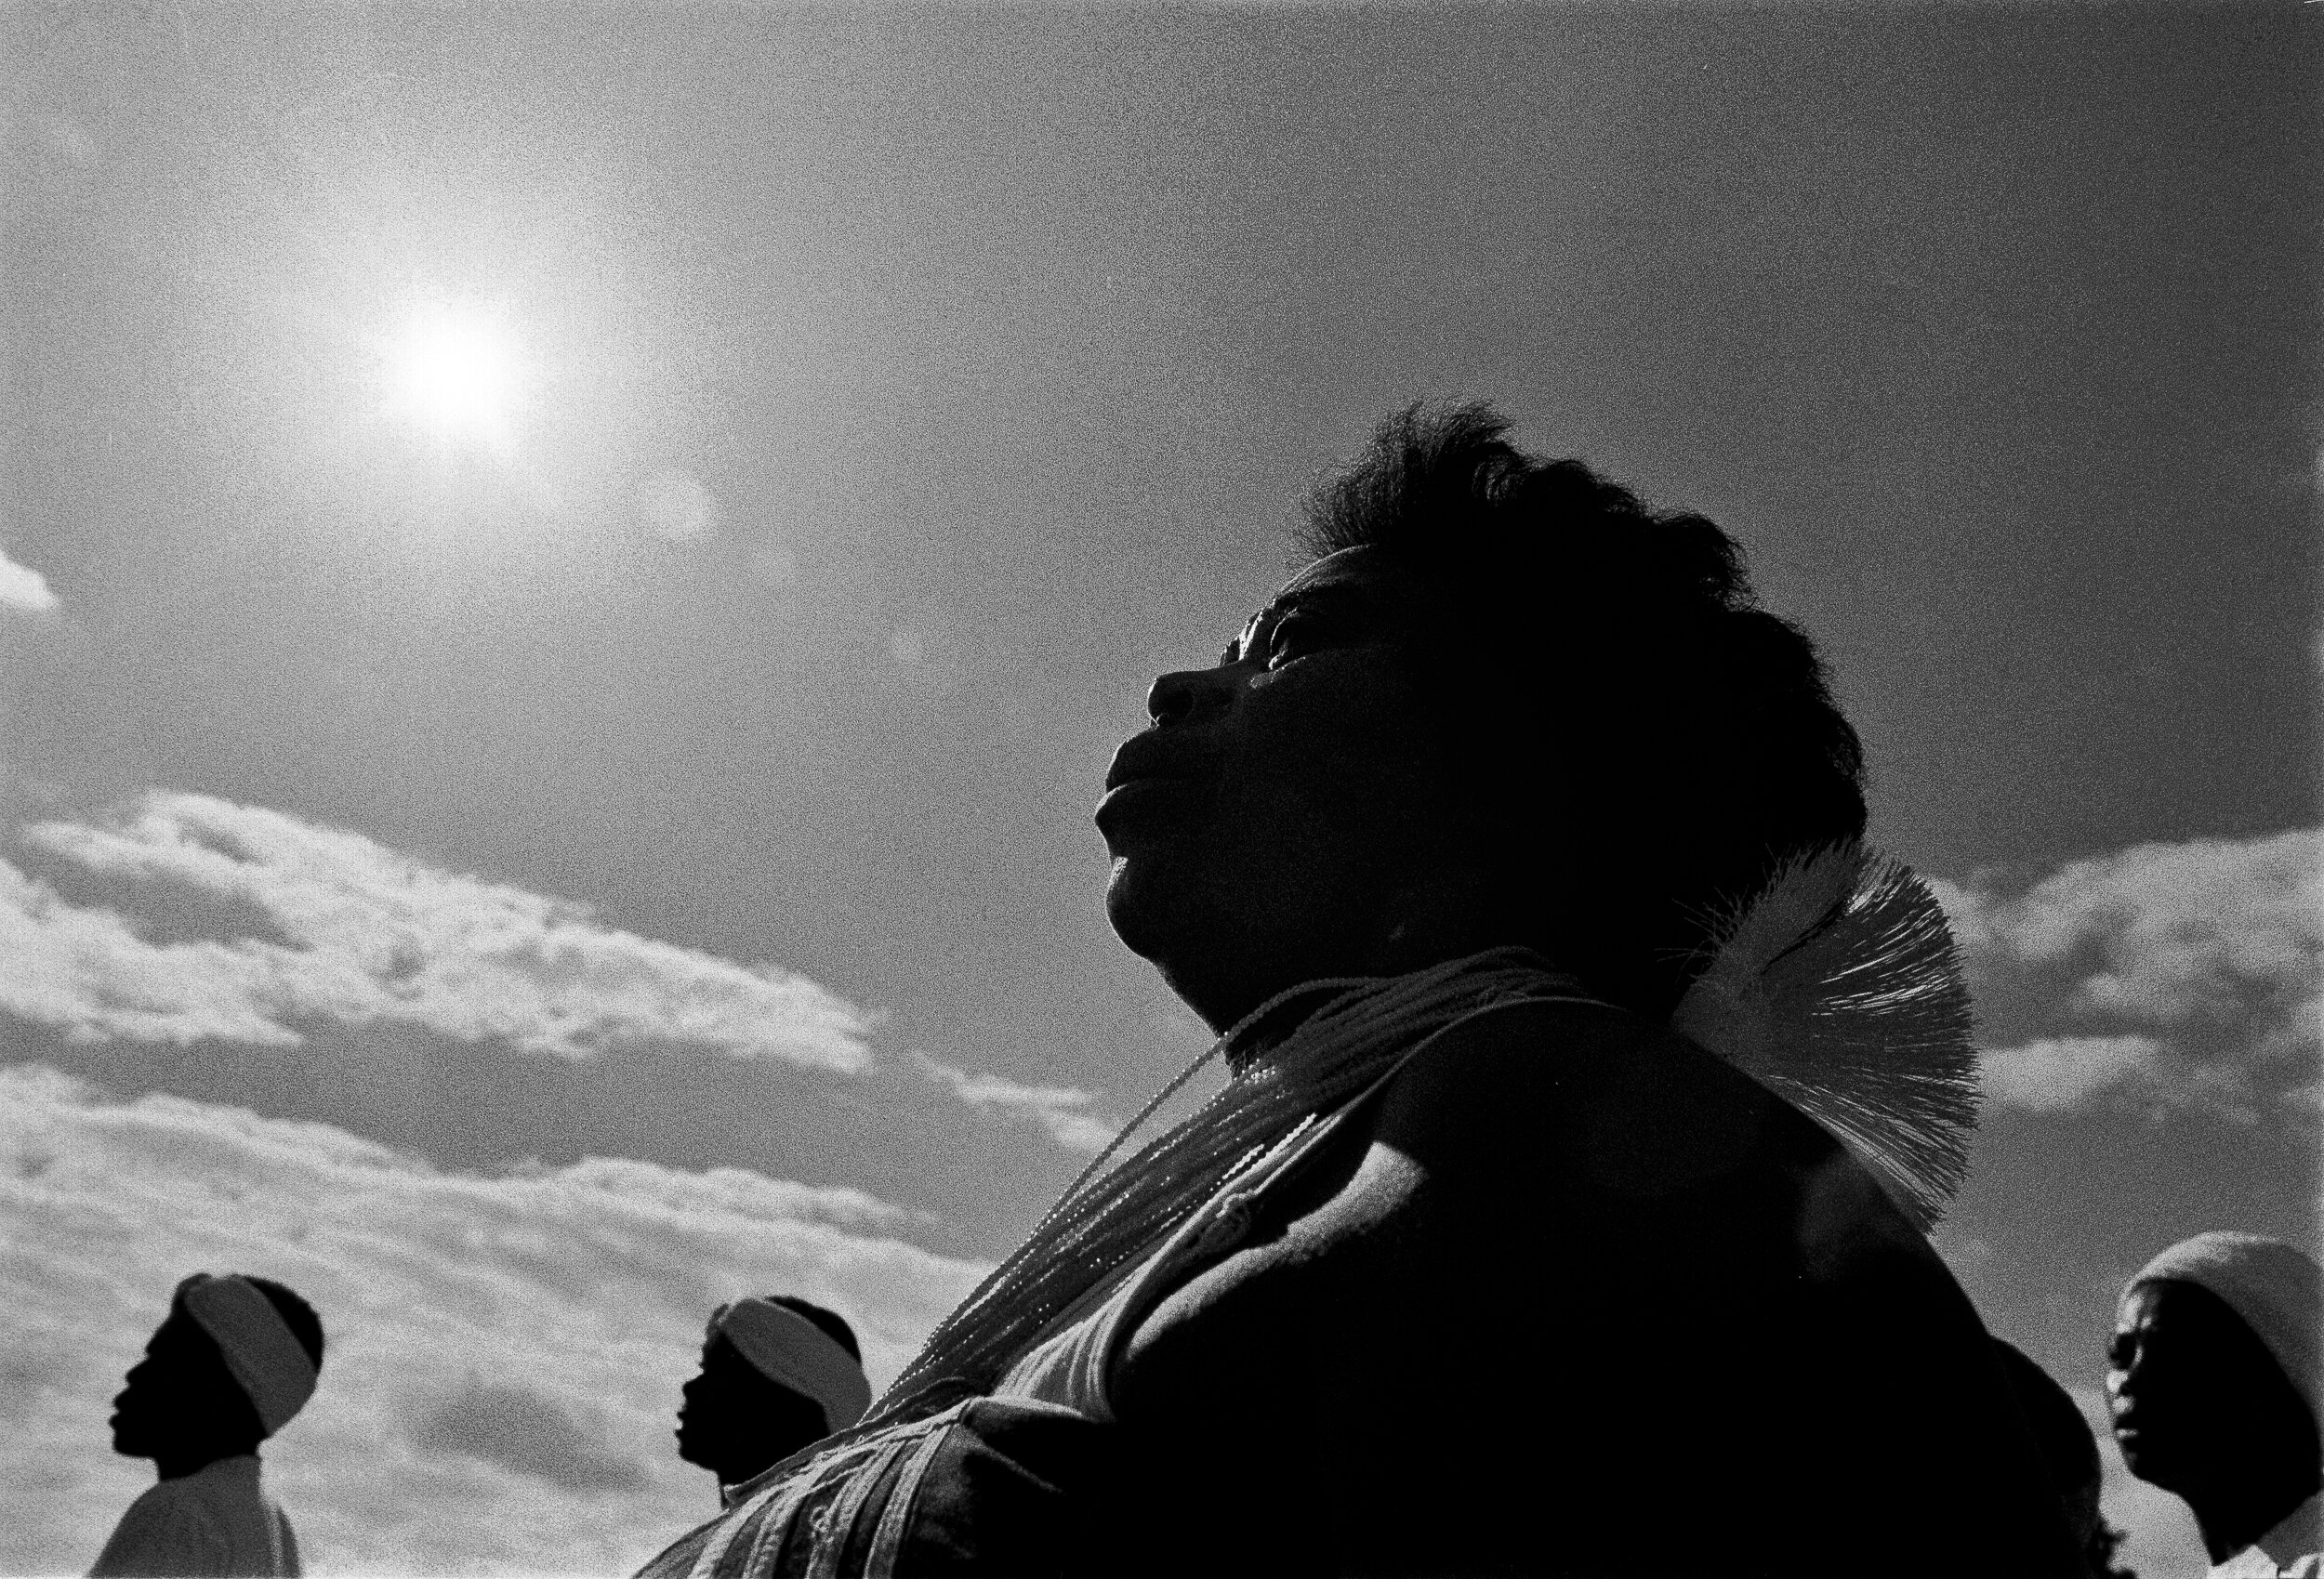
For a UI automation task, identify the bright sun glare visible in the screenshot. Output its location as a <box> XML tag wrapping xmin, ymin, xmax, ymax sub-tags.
<box><xmin>388</xmin><ymin>309</ymin><xmax>517</xmax><ymax>439</ymax></box>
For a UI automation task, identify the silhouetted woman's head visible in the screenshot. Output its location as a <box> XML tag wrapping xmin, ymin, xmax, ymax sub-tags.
<box><xmin>1098</xmin><ymin>402</ymin><xmax>1865</xmax><ymax>1029</ymax></box>
<box><xmin>676</xmin><ymin>1296</ymin><xmax>865</xmax><ymax>1488</ymax></box>
<box><xmin>112</xmin><ymin>1276</ymin><xmax>324</xmax><ymax>1475</ymax></box>
<box><xmin>2106</xmin><ymin>1232</ymin><xmax>2321</xmax><ymax>1564</ymax></box>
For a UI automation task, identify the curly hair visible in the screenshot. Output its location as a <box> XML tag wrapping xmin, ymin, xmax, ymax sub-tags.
<box><xmin>1299</xmin><ymin>401</ymin><xmax>1867</xmax><ymax>1017</ymax></box>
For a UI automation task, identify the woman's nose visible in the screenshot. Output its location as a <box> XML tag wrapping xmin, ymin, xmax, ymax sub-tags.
<box><xmin>1146</xmin><ymin>667</ymin><xmax>1235</xmax><ymax>727</ymax></box>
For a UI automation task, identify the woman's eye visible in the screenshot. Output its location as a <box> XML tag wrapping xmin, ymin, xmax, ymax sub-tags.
<box><xmin>1264</xmin><ymin>614</ymin><xmax>1325</xmax><ymax>667</ymax></box>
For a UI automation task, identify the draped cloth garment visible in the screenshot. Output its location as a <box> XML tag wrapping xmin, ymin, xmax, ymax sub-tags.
<box><xmin>88</xmin><ymin>1455</ymin><xmax>300</xmax><ymax>1579</ymax></box>
<box><xmin>2212</xmin><ymin>1494</ymin><xmax>2322</xmax><ymax>1578</ymax></box>
<box><xmin>638</xmin><ymin>950</ymin><xmax>2079</xmax><ymax>1578</ymax></box>
<box><xmin>640</xmin><ymin>956</ymin><xmax>1594</xmax><ymax>1579</ymax></box>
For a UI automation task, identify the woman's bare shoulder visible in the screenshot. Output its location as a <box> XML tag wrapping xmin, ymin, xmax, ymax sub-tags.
<box><xmin>1111</xmin><ymin>997</ymin><xmax>1826</xmax><ymax>1429</ymax></box>
<box><xmin>1370</xmin><ymin>994</ymin><xmax>1818</xmax><ymax>1199</ymax></box>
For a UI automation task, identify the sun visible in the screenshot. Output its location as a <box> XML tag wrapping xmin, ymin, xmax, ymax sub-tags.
<box><xmin>386</xmin><ymin>309</ymin><xmax>518</xmax><ymax>440</ymax></box>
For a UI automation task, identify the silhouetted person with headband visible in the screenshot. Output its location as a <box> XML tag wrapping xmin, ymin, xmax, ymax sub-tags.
<box><xmin>675</xmin><ymin>1296</ymin><xmax>870</xmax><ymax>1506</ymax></box>
<box><xmin>2110</xmin><ymin>1231</ymin><xmax>2322</xmax><ymax>1577</ymax></box>
<box><xmin>93</xmin><ymin>1273</ymin><xmax>324</xmax><ymax>1578</ymax></box>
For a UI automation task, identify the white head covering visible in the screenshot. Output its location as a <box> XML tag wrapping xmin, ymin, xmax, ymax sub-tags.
<box><xmin>713</xmin><ymin>1298</ymin><xmax>870</xmax><ymax>1432</ymax></box>
<box><xmin>177</xmin><ymin>1273</ymin><xmax>318</xmax><ymax>1436</ymax></box>
<box><xmin>2123</xmin><ymin>1230</ymin><xmax>2322</xmax><ymax>1426</ymax></box>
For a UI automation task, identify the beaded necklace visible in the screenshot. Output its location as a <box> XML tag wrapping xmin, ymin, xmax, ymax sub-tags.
<box><xmin>868</xmin><ymin>945</ymin><xmax>1583</xmax><ymax>1422</ymax></box>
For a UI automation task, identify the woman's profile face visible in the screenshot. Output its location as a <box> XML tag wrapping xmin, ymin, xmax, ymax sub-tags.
<box><xmin>110</xmin><ymin>1309</ymin><xmax>247</xmax><ymax>1459</ymax></box>
<box><xmin>2107</xmin><ymin>1279</ymin><xmax>2317</xmax><ymax>1493</ymax></box>
<box><xmin>1096</xmin><ymin>546</ymin><xmax>1488</xmax><ymax>1031</ymax></box>
<box><xmin>674</xmin><ymin>1326</ymin><xmax>833</xmax><ymax>1485</ymax></box>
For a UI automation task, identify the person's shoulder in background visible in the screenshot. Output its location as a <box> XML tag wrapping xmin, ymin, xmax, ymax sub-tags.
<box><xmin>89</xmin><ymin>1477</ymin><xmax>231</xmax><ymax>1579</ymax></box>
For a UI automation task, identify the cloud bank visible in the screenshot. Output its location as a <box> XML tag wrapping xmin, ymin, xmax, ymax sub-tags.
<box><xmin>1976</xmin><ymin>1035</ymin><xmax>2166</xmax><ymax>1116</ymax></box>
<box><xmin>0</xmin><ymin>546</ymin><xmax>59</xmax><ymax>613</ymax></box>
<box><xmin>1938</xmin><ymin>829</ymin><xmax>2318</xmax><ymax>1117</ymax></box>
<box><xmin>0</xmin><ymin>791</ymin><xmax>873</xmax><ymax>1071</ymax></box>
<box><xmin>0</xmin><ymin>1066</ymin><xmax>989</xmax><ymax>1575</ymax></box>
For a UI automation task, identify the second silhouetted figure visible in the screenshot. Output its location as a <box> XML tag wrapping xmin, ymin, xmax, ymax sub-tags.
<box><xmin>675</xmin><ymin>1296</ymin><xmax>869</xmax><ymax>1507</ymax></box>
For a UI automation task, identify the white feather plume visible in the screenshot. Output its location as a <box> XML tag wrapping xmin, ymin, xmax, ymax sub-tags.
<box><xmin>1670</xmin><ymin>842</ymin><xmax>1978</xmax><ymax>1232</ymax></box>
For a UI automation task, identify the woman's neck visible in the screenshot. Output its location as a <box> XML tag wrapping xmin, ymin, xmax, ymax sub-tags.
<box><xmin>1219</xmin><ymin>980</ymin><xmax>1349</xmax><ymax>1070</ymax></box>
<box><xmin>154</xmin><ymin>1444</ymin><xmax>257</xmax><ymax>1481</ymax></box>
<box><xmin>1212</xmin><ymin>944</ymin><xmax>1568</xmax><ymax>1073</ymax></box>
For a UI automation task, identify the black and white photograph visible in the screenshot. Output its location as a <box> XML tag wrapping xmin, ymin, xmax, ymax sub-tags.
<box><xmin>1</xmin><ymin>4</ymin><xmax>2315</xmax><ymax>1575</ymax></box>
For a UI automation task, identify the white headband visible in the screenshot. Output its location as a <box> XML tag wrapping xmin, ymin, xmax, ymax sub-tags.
<box><xmin>178</xmin><ymin>1273</ymin><xmax>318</xmax><ymax>1435</ymax></box>
<box><xmin>714</xmin><ymin>1298</ymin><xmax>870</xmax><ymax>1432</ymax></box>
<box><xmin>2125</xmin><ymin>1231</ymin><xmax>2321</xmax><ymax>1427</ymax></box>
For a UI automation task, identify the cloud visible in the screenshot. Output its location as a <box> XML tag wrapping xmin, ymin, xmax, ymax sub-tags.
<box><xmin>1938</xmin><ymin>829</ymin><xmax>2318</xmax><ymax>1117</ymax></box>
<box><xmin>914</xmin><ymin>1053</ymin><xmax>1117</xmax><ymax>1155</ymax></box>
<box><xmin>0</xmin><ymin>546</ymin><xmax>59</xmax><ymax>614</ymax></box>
<box><xmin>407</xmin><ymin>1379</ymin><xmax>649</xmax><ymax>1493</ymax></box>
<box><xmin>0</xmin><ymin>791</ymin><xmax>873</xmax><ymax>1071</ymax></box>
<box><xmin>1978</xmin><ymin>1034</ymin><xmax>2166</xmax><ymax>1115</ymax></box>
<box><xmin>1941</xmin><ymin>829</ymin><xmax>2318</xmax><ymax>1027</ymax></box>
<box><xmin>0</xmin><ymin>1065</ymin><xmax>989</xmax><ymax>1575</ymax></box>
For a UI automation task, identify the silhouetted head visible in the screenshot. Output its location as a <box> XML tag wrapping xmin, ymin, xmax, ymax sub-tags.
<box><xmin>2110</xmin><ymin>1280</ymin><xmax>2319</xmax><ymax>1488</ymax></box>
<box><xmin>1098</xmin><ymin>401</ymin><xmax>1864</xmax><ymax>1030</ymax></box>
<box><xmin>1990</xmin><ymin>1339</ymin><xmax>2115</xmax><ymax>1573</ymax></box>
<box><xmin>112</xmin><ymin>1275</ymin><xmax>324</xmax><ymax>1478</ymax></box>
<box><xmin>675</xmin><ymin>1296</ymin><xmax>864</xmax><ymax>1490</ymax></box>
<box><xmin>2109</xmin><ymin>1233</ymin><xmax>2321</xmax><ymax>1559</ymax></box>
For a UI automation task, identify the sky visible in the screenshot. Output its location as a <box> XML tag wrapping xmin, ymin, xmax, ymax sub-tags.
<box><xmin>0</xmin><ymin>3</ymin><xmax>2316</xmax><ymax>1573</ymax></box>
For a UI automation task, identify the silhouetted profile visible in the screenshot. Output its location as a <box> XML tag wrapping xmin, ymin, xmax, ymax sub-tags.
<box><xmin>93</xmin><ymin>1273</ymin><xmax>323</xmax><ymax>1578</ymax></box>
<box><xmin>642</xmin><ymin>403</ymin><xmax>2082</xmax><ymax>1576</ymax></box>
<box><xmin>675</xmin><ymin>1296</ymin><xmax>868</xmax><ymax>1504</ymax></box>
<box><xmin>1993</xmin><ymin>1338</ymin><xmax>2135</xmax><ymax>1578</ymax></box>
<box><xmin>2110</xmin><ymin>1231</ymin><xmax>2321</xmax><ymax>1577</ymax></box>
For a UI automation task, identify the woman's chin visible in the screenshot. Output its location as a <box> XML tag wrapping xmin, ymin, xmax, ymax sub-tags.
<box><xmin>1103</xmin><ymin>853</ymin><xmax>1223</xmax><ymax>971</ymax></box>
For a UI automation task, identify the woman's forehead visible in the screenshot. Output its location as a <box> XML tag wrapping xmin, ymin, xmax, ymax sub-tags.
<box><xmin>1243</xmin><ymin>546</ymin><xmax>1386</xmax><ymax>625</ymax></box>
<box><xmin>1277</xmin><ymin>545</ymin><xmax>1380</xmax><ymax>599</ymax></box>
<box><xmin>2117</xmin><ymin>1282</ymin><xmax>2167</xmax><ymax>1329</ymax></box>
<box><xmin>2118</xmin><ymin>1277</ymin><xmax>2234</xmax><ymax>1334</ymax></box>
<box><xmin>1227</xmin><ymin>546</ymin><xmax>1391</xmax><ymax>657</ymax></box>
<box><xmin>146</xmin><ymin>1308</ymin><xmax>203</xmax><ymax>1355</ymax></box>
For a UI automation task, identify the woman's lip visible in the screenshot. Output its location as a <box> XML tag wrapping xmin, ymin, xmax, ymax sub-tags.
<box><xmin>1097</xmin><ymin>775</ymin><xmax>1188</xmax><ymax>804</ymax></box>
<box><xmin>1094</xmin><ymin>776</ymin><xmax>1204</xmax><ymax>826</ymax></box>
